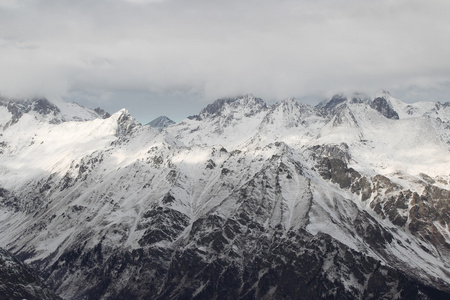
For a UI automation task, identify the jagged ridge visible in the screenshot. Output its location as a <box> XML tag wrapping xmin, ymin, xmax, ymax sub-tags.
<box><xmin>0</xmin><ymin>94</ymin><xmax>449</xmax><ymax>299</ymax></box>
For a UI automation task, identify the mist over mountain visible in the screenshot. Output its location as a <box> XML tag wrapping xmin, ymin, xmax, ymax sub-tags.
<box><xmin>0</xmin><ymin>93</ymin><xmax>449</xmax><ymax>299</ymax></box>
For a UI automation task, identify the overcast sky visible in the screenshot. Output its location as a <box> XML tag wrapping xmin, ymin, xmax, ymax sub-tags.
<box><xmin>1</xmin><ymin>0</ymin><xmax>450</xmax><ymax>123</ymax></box>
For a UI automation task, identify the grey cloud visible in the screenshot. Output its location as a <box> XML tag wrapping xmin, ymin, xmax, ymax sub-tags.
<box><xmin>1</xmin><ymin>0</ymin><xmax>450</xmax><ymax>121</ymax></box>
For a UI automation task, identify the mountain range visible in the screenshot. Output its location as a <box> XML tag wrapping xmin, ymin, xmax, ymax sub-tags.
<box><xmin>0</xmin><ymin>92</ymin><xmax>449</xmax><ymax>299</ymax></box>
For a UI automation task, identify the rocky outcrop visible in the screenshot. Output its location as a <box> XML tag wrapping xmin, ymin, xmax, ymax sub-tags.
<box><xmin>192</xmin><ymin>94</ymin><xmax>268</xmax><ymax>120</ymax></box>
<box><xmin>156</xmin><ymin>229</ymin><xmax>446</xmax><ymax>300</ymax></box>
<box><xmin>33</xmin><ymin>212</ymin><xmax>450</xmax><ymax>300</ymax></box>
<box><xmin>318</xmin><ymin>94</ymin><xmax>347</xmax><ymax>111</ymax></box>
<box><xmin>94</xmin><ymin>107</ymin><xmax>111</xmax><ymax>119</ymax></box>
<box><xmin>409</xmin><ymin>185</ymin><xmax>450</xmax><ymax>252</ymax></box>
<box><xmin>0</xmin><ymin>247</ymin><xmax>61</xmax><ymax>300</ymax></box>
<box><xmin>310</xmin><ymin>143</ymin><xmax>351</xmax><ymax>164</ymax></box>
<box><xmin>0</xmin><ymin>98</ymin><xmax>61</xmax><ymax>128</ymax></box>
<box><xmin>370</xmin><ymin>97</ymin><xmax>399</xmax><ymax>119</ymax></box>
<box><xmin>115</xmin><ymin>109</ymin><xmax>140</xmax><ymax>137</ymax></box>
<box><xmin>315</xmin><ymin>154</ymin><xmax>450</xmax><ymax>267</ymax></box>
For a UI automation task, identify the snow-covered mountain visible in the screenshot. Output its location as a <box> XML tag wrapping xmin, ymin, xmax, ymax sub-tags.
<box><xmin>0</xmin><ymin>93</ymin><xmax>449</xmax><ymax>299</ymax></box>
<box><xmin>0</xmin><ymin>97</ymin><xmax>110</xmax><ymax>127</ymax></box>
<box><xmin>147</xmin><ymin>116</ymin><xmax>175</xmax><ymax>130</ymax></box>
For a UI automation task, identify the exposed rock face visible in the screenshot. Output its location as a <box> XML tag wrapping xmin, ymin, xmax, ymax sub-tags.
<box><xmin>25</xmin><ymin>156</ymin><xmax>450</xmax><ymax>300</ymax></box>
<box><xmin>0</xmin><ymin>94</ymin><xmax>450</xmax><ymax>300</ymax></box>
<box><xmin>408</xmin><ymin>185</ymin><xmax>450</xmax><ymax>250</ymax></box>
<box><xmin>193</xmin><ymin>94</ymin><xmax>268</xmax><ymax>120</ymax></box>
<box><xmin>0</xmin><ymin>97</ymin><xmax>109</xmax><ymax>127</ymax></box>
<box><xmin>154</xmin><ymin>229</ymin><xmax>443</xmax><ymax>300</ymax></box>
<box><xmin>0</xmin><ymin>247</ymin><xmax>61</xmax><ymax>300</ymax></box>
<box><xmin>147</xmin><ymin>116</ymin><xmax>175</xmax><ymax>130</ymax></box>
<box><xmin>318</xmin><ymin>94</ymin><xmax>347</xmax><ymax>111</ymax></box>
<box><xmin>31</xmin><ymin>98</ymin><xmax>61</xmax><ymax>116</ymax></box>
<box><xmin>199</xmin><ymin>98</ymin><xmax>236</xmax><ymax>117</ymax></box>
<box><xmin>115</xmin><ymin>109</ymin><xmax>141</xmax><ymax>137</ymax></box>
<box><xmin>314</xmin><ymin>154</ymin><xmax>450</xmax><ymax>278</ymax></box>
<box><xmin>94</xmin><ymin>107</ymin><xmax>111</xmax><ymax>119</ymax></box>
<box><xmin>310</xmin><ymin>143</ymin><xmax>351</xmax><ymax>163</ymax></box>
<box><xmin>370</xmin><ymin>97</ymin><xmax>400</xmax><ymax>119</ymax></box>
<box><xmin>0</xmin><ymin>97</ymin><xmax>60</xmax><ymax>127</ymax></box>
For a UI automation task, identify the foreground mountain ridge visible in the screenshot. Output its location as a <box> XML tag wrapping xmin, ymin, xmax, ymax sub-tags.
<box><xmin>0</xmin><ymin>247</ymin><xmax>61</xmax><ymax>300</ymax></box>
<box><xmin>0</xmin><ymin>93</ymin><xmax>449</xmax><ymax>299</ymax></box>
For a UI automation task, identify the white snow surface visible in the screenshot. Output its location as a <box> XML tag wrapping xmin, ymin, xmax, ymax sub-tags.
<box><xmin>57</xmin><ymin>102</ymin><xmax>105</xmax><ymax>122</ymax></box>
<box><xmin>0</xmin><ymin>94</ymin><xmax>449</xmax><ymax>292</ymax></box>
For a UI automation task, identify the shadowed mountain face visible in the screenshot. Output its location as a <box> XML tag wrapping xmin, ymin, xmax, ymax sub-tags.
<box><xmin>370</xmin><ymin>97</ymin><xmax>400</xmax><ymax>119</ymax></box>
<box><xmin>147</xmin><ymin>116</ymin><xmax>175</xmax><ymax>130</ymax></box>
<box><xmin>0</xmin><ymin>247</ymin><xmax>61</xmax><ymax>300</ymax></box>
<box><xmin>0</xmin><ymin>93</ymin><xmax>449</xmax><ymax>299</ymax></box>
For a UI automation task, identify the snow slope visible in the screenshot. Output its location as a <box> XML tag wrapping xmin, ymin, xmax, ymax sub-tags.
<box><xmin>0</xmin><ymin>94</ymin><xmax>449</xmax><ymax>299</ymax></box>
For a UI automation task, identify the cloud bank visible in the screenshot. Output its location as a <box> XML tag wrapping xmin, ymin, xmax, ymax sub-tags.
<box><xmin>1</xmin><ymin>0</ymin><xmax>450</xmax><ymax>121</ymax></box>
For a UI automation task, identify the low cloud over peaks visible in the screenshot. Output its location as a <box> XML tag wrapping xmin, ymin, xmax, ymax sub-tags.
<box><xmin>1</xmin><ymin>0</ymin><xmax>450</xmax><ymax>121</ymax></box>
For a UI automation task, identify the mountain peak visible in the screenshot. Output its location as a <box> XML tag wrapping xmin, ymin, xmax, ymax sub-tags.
<box><xmin>93</xmin><ymin>107</ymin><xmax>111</xmax><ymax>119</ymax></box>
<box><xmin>317</xmin><ymin>92</ymin><xmax>371</xmax><ymax>112</ymax></box>
<box><xmin>191</xmin><ymin>94</ymin><xmax>267</xmax><ymax>120</ymax></box>
<box><xmin>0</xmin><ymin>97</ymin><xmax>61</xmax><ymax>127</ymax></box>
<box><xmin>0</xmin><ymin>97</ymin><xmax>112</xmax><ymax>128</ymax></box>
<box><xmin>147</xmin><ymin>116</ymin><xmax>175</xmax><ymax>130</ymax></box>
<box><xmin>114</xmin><ymin>109</ymin><xmax>141</xmax><ymax>136</ymax></box>
<box><xmin>31</xmin><ymin>98</ymin><xmax>61</xmax><ymax>116</ymax></box>
<box><xmin>316</xmin><ymin>94</ymin><xmax>348</xmax><ymax>112</ymax></box>
<box><xmin>279</xmin><ymin>97</ymin><xmax>298</xmax><ymax>105</ymax></box>
<box><xmin>370</xmin><ymin>97</ymin><xmax>399</xmax><ymax>119</ymax></box>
